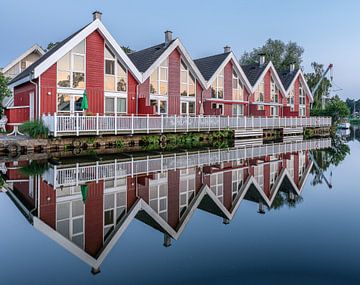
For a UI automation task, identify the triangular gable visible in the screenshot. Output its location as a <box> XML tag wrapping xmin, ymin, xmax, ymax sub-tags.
<box><xmin>2</xmin><ymin>44</ymin><xmax>45</xmax><ymax>74</ymax></box>
<box><xmin>285</xmin><ymin>69</ymin><xmax>313</xmax><ymax>103</ymax></box>
<box><xmin>10</xmin><ymin>19</ymin><xmax>142</xmax><ymax>88</ymax></box>
<box><xmin>139</xmin><ymin>39</ymin><xmax>207</xmax><ymax>88</ymax></box>
<box><xmin>250</xmin><ymin>61</ymin><xmax>287</xmax><ymax>97</ymax></box>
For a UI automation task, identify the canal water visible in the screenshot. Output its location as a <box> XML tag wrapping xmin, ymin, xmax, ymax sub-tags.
<box><xmin>0</xmin><ymin>130</ymin><xmax>359</xmax><ymax>285</ymax></box>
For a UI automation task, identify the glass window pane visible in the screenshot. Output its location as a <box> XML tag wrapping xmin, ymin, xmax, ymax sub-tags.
<box><xmin>160</xmin><ymin>68</ymin><xmax>168</xmax><ymax>81</ymax></box>
<box><xmin>218</xmin><ymin>88</ymin><xmax>224</xmax><ymax>99</ymax></box>
<box><xmin>73</xmin><ymin>55</ymin><xmax>84</xmax><ymax>72</ymax></box>
<box><xmin>116</xmin><ymin>77</ymin><xmax>127</xmax><ymax>92</ymax></box>
<box><xmin>74</xmin><ymin>96</ymin><xmax>83</xmax><ymax>112</ymax></box>
<box><xmin>189</xmin><ymin>102</ymin><xmax>195</xmax><ymax>114</ymax></box>
<box><xmin>159</xmin><ymin>198</ymin><xmax>167</xmax><ymax>211</ymax></box>
<box><xmin>105</xmin><ymin>60</ymin><xmax>115</xmax><ymax>75</ymax></box>
<box><xmin>150</xmin><ymin>71</ymin><xmax>158</xmax><ymax>94</ymax></box>
<box><xmin>159</xmin><ymin>82</ymin><xmax>168</xmax><ymax>95</ymax></box>
<box><xmin>72</xmin><ymin>40</ymin><xmax>85</xmax><ymax>54</ymax></box>
<box><xmin>117</xmin><ymin>61</ymin><xmax>126</xmax><ymax>77</ymax></box>
<box><xmin>57</xmin><ymin>203</ymin><xmax>70</xmax><ymax>220</ymax></box>
<box><xmin>72</xmin><ymin>200</ymin><xmax>84</xmax><ymax>216</ymax></box>
<box><xmin>73</xmin><ymin>72</ymin><xmax>85</xmax><ymax>88</ymax></box>
<box><xmin>104</xmin><ymin>210</ymin><xmax>114</xmax><ymax>226</ymax></box>
<box><xmin>58</xmin><ymin>52</ymin><xmax>70</xmax><ymax>71</ymax></box>
<box><xmin>105</xmin><ymin>194</ymin><xmax>115</xmax><ymax>210</ymax></box>
<box><xmin>181</xmin><ymin>84</ymin><xmax>188</xmax><ymax>96</ymax></box>
<box><xmin>181</xmin><ymin>70</ymin><xmax>187</xmax><ymax>84</ymax></box>
<box><xmin>72</xmin><ymin>235</ymin><xmax>83</xmax><ymax>248</ymax></box>
<box><xmin>72</xmin><ymin>217</ymin><xmax>83</xmax><ymax>234</ymax></box>
<box><xmin>105</xmin><ymin>97</ymin><xmax>115</xmax><ymax>113</ymax></box>
<box><xmin>57</xmin><ymin>71</ymin><xmax>70</xmax><ymax>87</ymax></box>
<box><xmin>181</xmin><ymin>102</ymin><xmax>187</xmax><ymax>114</ymax></box>
<box><xmin>57</xmin><ymin>220</ymin><xmax>70</xmax><ymax>238</ymax></box>
<box><xmin>105</xmin><ymin>75</ymin><xmax>115</xmax><ymax>91</ymax></box>
<box><xmin>189</xmin><ymin>83</ymin><xmax>195</xmax><ymax>97</ymax></box>
<box><xmin>160</xmin><ymin>100</ymin><xmax>167</xmax><ymax>114</ymax></box>
<box><xmin>117</xmin><ymin>98</ymin><xmax>126</xmax><ymax>113</ymax></box>
<box><xmin>105</xmin><ymin>46</ymin><xmax>115</xmax><ymax>59</ymax></box>
<box><xmin>57</xmin><ymin>94</ymin><xmax>71</xmax><ymax>112</ymax></box>
<box><xmin>160</xmin><ymin>58</ymin><xmax>168</xmax><ymax>67</ymax></box>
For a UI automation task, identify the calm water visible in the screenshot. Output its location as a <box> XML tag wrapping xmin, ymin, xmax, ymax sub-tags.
<box><xmin>0</xmin><ymin>129</ymin><xmax>359</xmax><ymax>285</ymax></box>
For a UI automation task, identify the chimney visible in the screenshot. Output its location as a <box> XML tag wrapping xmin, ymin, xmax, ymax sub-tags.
<box><xmin>92</xmin><ymin>11</ymin><xmax>102</xmax><ymax>21</ymax></box>
<box><xmin>164</xmin><ymin>30</ymin><xmax>173</xmax><ymax>46</ymax></box>
<box><xmin>290</xmin><ymin>63</ymin><xmax>296</xmax><ymax>72</ymax></box>
<box><xmin>224</xmin><ymin>45</ymin><xmax>231</xmax><ymax>53</ymax></box>
<box><xmin>259</xmin><ymin>53</ymin><xmax>266</xmax><ymax>66</ymax></box>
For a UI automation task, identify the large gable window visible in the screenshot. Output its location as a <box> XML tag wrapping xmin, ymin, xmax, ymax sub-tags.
<box><xmin>211</xmin><ymin>69</ymin><xmax>224</xmax><ymax>99</ymax></box>
<box><xmin>150</xmin><ymin>59</ymin><xmax>168</xmax><ymax>95</ymax></box>
<box><xmin>180</xmin><ymin>60</ymin><xmax>195</xmax><ymax>97</ymax></box>
<box><xmin>254</xmin><ymin>78</ymin><xmax>264</xmax><ymax>110</ymax></box>
<box><xmin>270</xmin><ymin>76</ymin><xmax>279</xmax><ymax>103</ymax></box>
<box><xmin>299</xmin><ymin>82</ymin><xmax>306</xmax><ymax>116</ymax></box>
<box><xmin>288</xmin><ymin>85</ymin><xmax>295</xmax><ymax>111</ymax></box>
<box><xmin>104</xmin><ymin>46</ymin><xmax>127</xmax><ymax>92</ymax></box>
<box><xmin>232</xmin><ymin>70</ymin><xmax>244</xmax><ymax>101</ymax></box>
<box><xmin>57</xmin><ymin>40</ymin><xmax>85</xmax><ymax>89</ymax></box>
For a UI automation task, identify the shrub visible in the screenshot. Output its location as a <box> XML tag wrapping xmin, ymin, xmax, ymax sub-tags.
<box><xmin>20</xmin><ymin>160</ymin><xmax>49</xmax><ymax>176</ymax></box>
<box><xmin>19</xmin><ymin>120</ymin><xmax>49</xmax><ymax>139</ymax></box>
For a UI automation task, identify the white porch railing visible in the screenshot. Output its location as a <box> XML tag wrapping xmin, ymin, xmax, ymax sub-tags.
<box><xmin>42</xmin><ymin>138</ymin><xmax>332</xmax><ymax>188</ymax></box>
<box><xmin>41</xmin><ymin>113</ymin><xmax>332</xmax><ymax>137</ymax></box>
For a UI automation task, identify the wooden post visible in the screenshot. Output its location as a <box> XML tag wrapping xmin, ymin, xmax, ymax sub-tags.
<box><xmin>54</xmin><ymin>113</ymin><xmax>57</xmax><ymax>137</ymax></box>
<box><xmin>76</xmin><ymin>113</ymin><xmax>79</xmax><ymax>136</ymax></box>
<box><xmin>147</xmin><ymin>114</ymin><xmax>149</xmax><ymax>134</ymax></box>
<box><xmin>96</xmin><ymin>113</ymin><xmax>99</xmax><ymax>136</ymax></box>
<box><xmin>131</xmin><ymin>114</ymin><xmax>134</xmax><ymax>134</ymax></box>
<box><xmin>114</xmin><ymin>113</ymin><xmax>117</xmax><ymax>135</ymax></box>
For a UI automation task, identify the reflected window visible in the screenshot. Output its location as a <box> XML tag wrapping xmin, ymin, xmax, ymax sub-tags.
<box><xmin>150</xmin><ymin>59</ymin><xmax>168</xmax><ymax>96</ymax></box>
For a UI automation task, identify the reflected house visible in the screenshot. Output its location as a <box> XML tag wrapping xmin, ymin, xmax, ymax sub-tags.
<box><xmin>2</xmin><ymin>139</ymin><xmax>330</xmax><ymax>273</ymax></box>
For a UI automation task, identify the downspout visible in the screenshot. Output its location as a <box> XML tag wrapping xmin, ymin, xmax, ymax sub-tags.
<box><xmin>135</xmin><ymin>84</ymin><xmax>139</xmax><ymax>114</ymax></box>
<box><xmin>29</xmin><ymin>71</ymin><xmax>39</xmax><ymax>120</ymax></box>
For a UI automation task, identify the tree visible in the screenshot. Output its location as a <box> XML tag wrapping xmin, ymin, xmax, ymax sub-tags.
<box><xmin>305</xmin><ymin>62</ymin><xmax>332</xmax><ymax>109</ymax></box>
<box><xmin>0</xmin><ymin>72</ymin><xmax>11</xmax><ymax>117</ymax></box>
<box><xmin>345</xmin><ymin>98</ymin><xmax>360</xmax><ymax>115</ymax></box>
<box><xmin>121</xmin><ymin>46</ymin><xmax>134</xmax><ymax>54</ymax></box>
<box><xmin>46</xmin><ymin>42</ymin><xmax>59</xmax><ymax>51</ymax></box>
<box><xmin>239</xmin><ymin>39</ymin><xmax>304</xmax><ymax>70</ymax></box>
<box><xmin>311</xmin><ymin>95</ymin><xmax>350</xmax><ymax>123</ymax></box>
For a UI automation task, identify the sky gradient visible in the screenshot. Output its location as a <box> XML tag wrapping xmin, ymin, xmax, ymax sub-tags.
<box><xmin>0</xmin><ymin>0</ymin><xmax>358</xmax><ymax>99</ymax></box>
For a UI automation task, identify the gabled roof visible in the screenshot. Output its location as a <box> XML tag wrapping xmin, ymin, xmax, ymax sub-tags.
<box><xmin>9</xmin><ymin>24</ymin><xmax>90</xmax><ymax>85</ymax></box>
<box><xmin>278</xmin><ymin>68</ymin><xmax>314</xmax><ymax>102</ymax></box>
<box><xmin>2</xmin><ymin>44</ymin><xmax>45</xmax><ymax>74</ymax></box>
<box><xmin>241</xmin><ymin>61</ymin><xmax>287</xmax><ymax>96</ymax></box>
<box><xmin>128</xmin><ymin>41</ymin><xmax>175</xmax><ymax>73</ymax></box>
<box><xmin>194</xmin><ymin>52</ymin><xmax>230</xmax><ymax>81</ymax></box>
<box><xmin>279</xmin><ymin>68</ymin><xmax>299</xmax><ymax>90</ymax></box>
<box><xmin>9</xmin><ymin>19</ymin><xmax>143</xmax><ymax>88</ymax></box>
<box><xmin>129</xmin><ymin>38</ymin><xmax>206</xmax><ymax>87</ymax></box>
<box><xmin>241</xmin><ymin>63</ymin><xmax>267</xmax><ymax>86</ymax></box>
<box><xmin>194</xmin><ymin>52</ymin><xmax>252</xmax><ymax>92</ymax></box>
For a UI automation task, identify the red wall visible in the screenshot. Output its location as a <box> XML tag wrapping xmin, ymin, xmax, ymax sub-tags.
<box><xmin>85</xmin><ymin>181</ymin><xmax>104</xmax><ymax>257</ymax></box>
<box><xmin>39</xmin><ymin>180</ymin><xmax>56</xmax><ymax>229</ymax></box>
<box><xmin>86</xmin><ymin>31</ymin><xmax>105</xmax><ymax>115</ymax></box>
<box><xmin>11</xmin><ymin>81</ymin><xmax>36</xmax><ymax>124</ymax></box>
<box><xmin>168</xmin><ymin>49</ymin><xmax>181</xmax><ymax>115</ymax></box>
<box><xmin>128</xmin><ymin>73</ymin><xmax>137</xmax><ymax>114</ymax></box>
<box><xmin>167</xmin><ymin>170</ymin><xmax>180</xmax><ymax>229</ymax></box>
<box><xmin>40</xmin><ymin>63</ymin><xmax>57</xmax><ymax>114</ymax></box>
<box><xmin>223</xmin><ymin>61</ymin><xmax>233</xmax><ymax>116</ymax></box>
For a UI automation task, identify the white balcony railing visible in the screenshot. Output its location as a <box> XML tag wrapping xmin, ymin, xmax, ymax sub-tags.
<box><xmin>42</xmin><ymin>113</ymin><xmax>332</xmax><ymax>137</ymax></box>
<box><xmin>42</xmin><ymin>138</ymin><xmax>332</xmax><ymax>188</ymax></box>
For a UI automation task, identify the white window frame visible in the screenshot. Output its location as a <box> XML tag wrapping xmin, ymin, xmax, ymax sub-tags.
<box><xmin>57</xmin><ymin>40</ymin><xmax>86</xmax><ymax>90</ymax></box>
<box><xmin>270</xmin><ymin>77</ymin><xmax>279</xmax><ymax>103</ymax></box>
<box><xmin>270</xmin><ymin>105</ymin><xmax>279</xmax><ymax>117</ymax></box>
<box><xmin>288</xmin><ymin>85</ymin><xmax>295</xmax><ymax>111</ymax></box>
<box><xmin>104</xmin><ymin>45</ymin><xmax>128</xmax><ymax>93</ymax></box>
<box><xmin>181</xmin><ymin>100</ymin><xmax>196</xmax><ymax>116</ymax></box>
<box><xmin>150</xmin><ymin>97</ymin><xmax>168</xmax><ymax>114</ymax></box>
<box><xmin>232</xmin><ymin>104</ymin><xmax>244</xmax><ymax>116</ymax></box>
<box><xmin>299</xmin><ymin>82</ymin><xmax>306</xmax><ymax>117</ymax></box>
<box><xmin>255</xmin><ymin>79</ymin><xmax>265</xmax><ymax>110</ymax></box>
<box><xmin>180</xmin><ymin>59</ymin><xmax>196</xmax><ymax>98</ymax></box>
<box><xmin>232</xmin><ymin>71</ymin><xmax>244</xmax><ymax>101</ymax></box>
<box><xmin>149</xmin><ymin>173</ymin><xmax>168</xmax><ymax>221</ymax></box>
<box><xmin>210</xmin><ymin>172</ymin><xmax>223</xmax><ymax>203</ymax></box>
<box><xmin>56</xmin><ymin>92</ymin><xmax>84</xmax><ymax>114</ymax></box>
<box><xmin>212</xmin><ymin>103</ymin><xmax>224</xmax><ymax>115</ymax></box>
<box><xmin>150</xmin><ymin>59</ymin><xmax>168</xmax><ymax>96</ymax></box>
<box><xmin>104</xmin><ymin>93</ymin><xmax>128</xmax><ymax>114</ymax></box>
<box><xmin>211</xmin><ymin>69</ymin><xmax>224</xmax><ymax>99</ymax></box>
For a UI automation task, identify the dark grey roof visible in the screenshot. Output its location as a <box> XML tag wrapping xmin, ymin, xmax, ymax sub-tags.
<box><xmin>128</xmin><ymin>40</ymin><xmax>175</xmax><ymax>73</ymax></box>
<box><xmin>9</xmin><ymin>23</ymin><xmax>91</xmax><ymax>85</ymax></box>
<box><xmin>194</xmin><ymin>52</ymin><xmax>230</xmax><ymax>81</ymax></box>
<box><xmin>279</xmin><ymin>68</ymin><xmax>299</xmax><ymax>90</ymax></box>
<box><xmin>241</xmin><ymin>63</ymin><xmax>267</xmax><ymax>86</ymax></box>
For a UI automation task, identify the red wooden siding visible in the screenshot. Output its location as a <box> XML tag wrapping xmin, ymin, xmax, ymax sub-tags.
<box><xmin>128</xmin><ymin>72</ymin><xmax>137</xmax><ymax>114</ymax></box>
<box><xmin>168</xmin><ymin>49</ymin><xmax>181</xmax><ymax>115</ymax></box>
<box><xmin>85</xmin><ymin>181</ymin><xmax>104</xmax><ymax>257</ymax></box>
<box><xmin>10</xmin><ymin>81</ymin><xmax>36</xmax><ymax>124</ymax></box>
<box><xmin>167</xmin><ymin>170</ymin><xmax>180</xmax><ymax>229</ymax></box>
<box><xmin>39</xmin><ymin>180</ymin><xmax>56</xmax><ymax>229</ymax></box>
<box><xmin>223</xmin><ymin>61</ymin><xmax>233</xmax><ymax>116</ymax></box>
<box><xmin>86</xmin><ymin>30</ymin><xmax>105</xmax><ymax>115</ymax></box>
<box><xmin>196</xmin><ymin>81</ymin><xmax>203</xmax><ymax>114</ymax></box>
<box><xmin>40</xmin><ymin>63</ymin><xmax>57</xmax><ymax>114</ymax></box>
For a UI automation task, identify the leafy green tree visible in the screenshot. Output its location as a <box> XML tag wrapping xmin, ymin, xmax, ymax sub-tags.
<box><xmin>311</xmin><ymin>96</ymin><xmax>350</xmax><ymax>123</ymax></box>
<box><xmin>305</xmin><ymin>62</ymin><xmax>332</xmax><ymax>109</ymax></box>
<box><xmin>0</xmin><ymin>72</ymin><xmax>11</xmax><ymax>116</ymax></box>
<box><xmin>239</xmin><ymin>39</ymin><xmax>304</xmax><ymax>70</ymax></box>
<box><xmin>46</xmin><ymin>42</ymin><xmax>59</xmax><ymax>51</ymax></box>
<box><xmin>121</xmin><ymin>46</ymin><xmax>134</xmax><ymax>54</ymax></box>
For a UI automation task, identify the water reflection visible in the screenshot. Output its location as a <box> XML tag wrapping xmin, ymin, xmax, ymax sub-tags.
<box><xmin>1</xmin><ymin>138</ymin><xmax>332</xmax><ymax>274</ymax></box>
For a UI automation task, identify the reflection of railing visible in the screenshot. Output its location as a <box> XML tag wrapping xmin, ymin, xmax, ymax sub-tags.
<box><xmin>43</xmin><ymin>138</ymin><xmax>331</xmax><ymax>188</ymax></box>
<box><xmin>42</xmin><ymin>113</ymin><xmax>332</xmax><ymax>137</ymax></box>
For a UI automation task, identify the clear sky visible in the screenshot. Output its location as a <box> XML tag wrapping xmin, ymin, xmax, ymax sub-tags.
<box><xmin>1</xmin><ymin>0</ymin><xmax>358</xmax><ymax>99</ymax></box>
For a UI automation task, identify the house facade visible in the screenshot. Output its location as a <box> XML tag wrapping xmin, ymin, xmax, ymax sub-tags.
<box><xmin>7</xmin><ymin>11</ymin><xmax>314</xmax><ymax>130</ymax></box>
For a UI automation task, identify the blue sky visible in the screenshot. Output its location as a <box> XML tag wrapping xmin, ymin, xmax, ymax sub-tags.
<box><xmin>1</xmin><ymin>0</ymin><xmax>358</xmax><ymax>99</ymax></box>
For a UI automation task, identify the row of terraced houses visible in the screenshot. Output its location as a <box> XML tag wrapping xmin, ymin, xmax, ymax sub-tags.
<box><xmin>7</xmin><ymin>11</ymin><xmax>313</xmax><ymax>130</ymax></box>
